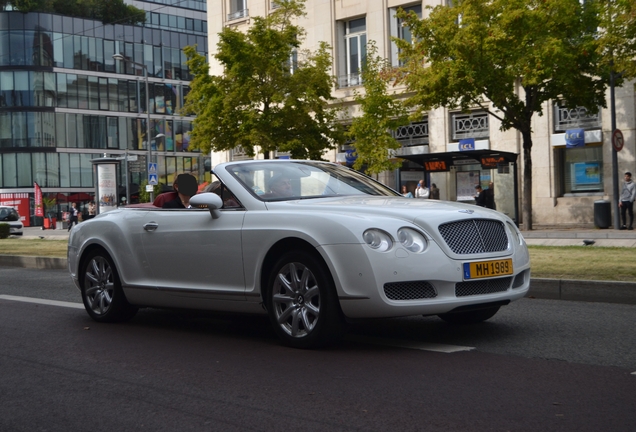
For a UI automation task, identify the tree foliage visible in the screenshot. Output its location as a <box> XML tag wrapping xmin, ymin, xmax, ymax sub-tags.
<box><xmin>1</xmin><ymin>0</ymin><xmax>145</xmax><ymax>25</ymax></box>
<box><xmin>395</xmin><ymin>0</ymin><xmax>615</xmax><ymax>230</ymax></box>
<box><xmin>595</xmin><ymin>0</ymin><xmax>636</xmax><ymax>79</ymax></box>
<box><xmin>182</xmin><ymin>0</ymin><xmax>344</xmax><ymax>159</ymax></box>
<box><xmin>347</xmin><ymin>41</ymin><xmax>408</xmax><ymax>175</ymax></box>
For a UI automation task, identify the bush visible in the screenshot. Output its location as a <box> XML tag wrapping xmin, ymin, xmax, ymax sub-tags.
<box><xmin>0</xmin><ymin>223</ymin><xmax>9</xmax><ymax>239</ymax></box>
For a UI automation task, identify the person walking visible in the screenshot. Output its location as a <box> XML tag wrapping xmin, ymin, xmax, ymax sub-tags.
<box><xmin>86</xmin><ymin>201</ymin><xmax>96</xmax><ymax>220</ymax></box>
<box><xmin>619</xmin><ymin>171</ymin><xmax>636</xmax><ymax>230</ymax></box>
<box><xmin>430</xmin><ymin>183</ymin><xmax>440</xmax><ymax>200</ymax></box>
<box><xmin>67</xmin><ymin>202</ymin><xmax>79</xmax><ymax>231</ymax></box>
<box><xmin>415</xmin><ymin>180</ymin><xmax>430</xmax><ymax>199</ymax></box>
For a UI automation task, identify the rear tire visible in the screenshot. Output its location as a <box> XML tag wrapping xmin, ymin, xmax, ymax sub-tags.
<box><xmin>80</xmin><ymin>250</ymin><xmax>138</xmax><ymax>323</ymax></box>
<box><xmin>437</xmin><ymin>306</ymin><xmax>500</xmax><ymax>325</ymax></box>
<box><xmin>265</xmin><ymin>250</ymin><xmax>343</xmax><ymax>349</ymax></box>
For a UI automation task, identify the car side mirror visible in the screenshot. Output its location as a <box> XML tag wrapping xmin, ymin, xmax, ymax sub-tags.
<box><xmin>190</xmin><ymin>193</ymin><xmax>224</xmax><ymax>219</ymax></box>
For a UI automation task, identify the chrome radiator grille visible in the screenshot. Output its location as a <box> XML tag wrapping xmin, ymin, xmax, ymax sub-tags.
<box><xmin>456</xmin><ymin>277</ymin><xmax>512</xmax><ymax>297</ymax></box>
<box><xmin>439</xmin><ymin>219</ymin><xmax>508</xmax><ymax>254</ymax></box>
<box><xmin>384</xmin><ymin>281</ymin><xmax>437</xmax><ymax>300</ymax></box>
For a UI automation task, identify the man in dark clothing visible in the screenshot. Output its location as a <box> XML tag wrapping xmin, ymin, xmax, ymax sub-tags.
<box><xmin>163</xmin><ymin>173</ymin><xmax>198</xmax><ymax>209</ymax></box>
<box><xmin>474</xmin><ymin>185</ymin><xmax>487</xmax><ymax>207</ymax></box>
<box><xmin>484</xmin><ymin>181</ymin><xmax>496</xmax><ymax>210</ymax></box>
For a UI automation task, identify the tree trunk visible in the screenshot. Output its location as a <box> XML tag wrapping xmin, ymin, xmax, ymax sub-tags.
<box><xmin>522</xmin><ymin>130</ymin><xmax>533</xmax><ymax>231</ymax></box>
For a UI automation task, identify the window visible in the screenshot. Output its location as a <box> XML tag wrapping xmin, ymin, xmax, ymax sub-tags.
<box><xmin>339</xmin><ymin>18</ymin><xmax>366</xmax><ymax>88</ymax></box>
<box><xmin>390</xmin><ymin>4</ymin><xmax>422</xmax><ymax>66</ymax></box>
<box><xmin>553</xmin><ymin>103</ymin><xmax>601</xmax><ymax>132</ymax></box>
<box><xmin>228</xmin><ymin>0</ymin><xmax>248</xmax><ymax>21</ymax></box>
<box><xmin>556</xmin><ymin>146</ymin><xmax>603</xmax><ymax>194</ymax></box>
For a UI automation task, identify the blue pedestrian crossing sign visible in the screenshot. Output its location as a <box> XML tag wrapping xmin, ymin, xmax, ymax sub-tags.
<box><xmin>148</xmin><ymin>162</ymin><xmax>158</xmax><ymax>185</ymax></box>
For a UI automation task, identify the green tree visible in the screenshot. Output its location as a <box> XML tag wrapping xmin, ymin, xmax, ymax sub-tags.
<box><xmin>1</xmin><ymin>0</ymin><xmax>145</xmax><ymax>25</ymax></box>
<box><xmin>396</xmin><ymin>0</ymin><xmax>607</xmax><ymax>230</ymax></box>
<box><xmin>347</xmin><ymin>41</ymin><xmax>409</xmax><ymax>175</ymax></box>
<box><xmin>182</xmin><ymin>0</ymin><xmax>344</xmax><ymax>159</ymax></box>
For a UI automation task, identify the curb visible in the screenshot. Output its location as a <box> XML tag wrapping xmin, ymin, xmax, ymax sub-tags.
<box><xmin>0</xmin><ymin>255</ymin><xmax>67</xmax><ymax>270</ymax></box>
<box><xmin>528</xmin><ymin>278</ymin><xmax>636</xmax><ymax>305</ymax></box>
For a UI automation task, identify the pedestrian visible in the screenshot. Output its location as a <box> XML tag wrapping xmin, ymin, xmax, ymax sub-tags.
<box><xmin>484</xmin><ymin>181</ymin><xmax>496</xmax><ymax>210</ymax></box>
<box><xmin>430</xmin><ymin>183</ymin><xmax>440</xmax><ymax>200</ymax></box>
<box><xmin>474</xmin><ymin>185</ymin><xmax>487</xmax><ymax>207</ymax></box>
<box><xmin>401</xmin><ymin>185</ymin><xmax>413</xmax><ymax>198</ymax></box>
<box><xmin>86</xmin><ymin>201</ymin><xmax>96</xmax><ymax>220</ymax></box>
<box><xmin>67</xmin><ymin>202</ymin><xmax>79</xmax><ymax>231</ymax></box>
<box><xmin>619</xmin><ymin>171</ymin><xmax>636</xmax><ymax>230</ymax></box>
<box><xmin>415</xmin><ymin>179</ymin><xmax>430</xmax><ymax>198</ymax></box>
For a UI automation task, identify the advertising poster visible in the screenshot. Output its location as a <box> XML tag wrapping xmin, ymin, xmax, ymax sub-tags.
<box><xmin>0</xmin><ymin>193</ymin><xmax>31</xmax><ymax>226</ymax></box>
<box><xmin>97</xmin><ymin>164</ymin><xmax>118</xmax><ymax>214</ymax></box>
<box><xmin>456</xmin><ymin>170</ymin><xmax>480</xmax><ymax>201</ymax></box>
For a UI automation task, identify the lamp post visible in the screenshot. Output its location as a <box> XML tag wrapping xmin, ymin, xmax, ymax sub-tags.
<box><xmin>112</xmin><ymin>53</ymin><xmax>154</xmax><ymax>202</ymax></box>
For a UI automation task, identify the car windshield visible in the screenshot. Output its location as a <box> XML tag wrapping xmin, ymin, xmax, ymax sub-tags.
<box><xmin>227</xmin><ymin>161</ymin><xmax>400</xmax><ymax>201</ymax></box>
<box><xmin>0</xmin><ymin>208</ymin><xmax>19</xmax><ymax>221</ymax></box>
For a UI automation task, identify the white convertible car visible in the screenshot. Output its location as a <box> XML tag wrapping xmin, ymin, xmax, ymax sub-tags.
<box><xmin>68</xmin><ymin>160</ymin><xmax>530</xmax><ymax>348</ymax></box>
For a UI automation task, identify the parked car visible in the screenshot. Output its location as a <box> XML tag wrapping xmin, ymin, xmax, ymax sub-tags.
<box><xmin>0</xmin><ymin>206</ymin><xmax>24</xmax><ymax>236</ymax></box>
<box><xmin>68</xmin><ymin>160</ymin><xmax>530</xmax><ymax>348</ymax></box>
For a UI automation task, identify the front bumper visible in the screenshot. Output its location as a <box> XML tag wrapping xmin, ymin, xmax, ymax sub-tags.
<box><xmin>320</xmin><ymin>241</ymin><xmax>531</xmax><ymax>319</ymax></box>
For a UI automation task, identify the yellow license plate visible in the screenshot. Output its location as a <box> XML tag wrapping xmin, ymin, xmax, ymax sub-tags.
<box><xmin>463</xmin><ymin>259</ymin><xmax>513</xmax><ymax>280</ymax></box>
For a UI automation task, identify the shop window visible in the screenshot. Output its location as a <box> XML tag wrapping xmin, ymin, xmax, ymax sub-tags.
<box><xmin>556</xmin><ymin>145</ymin><xmax>603</xmax><ymax>194</ymax></box>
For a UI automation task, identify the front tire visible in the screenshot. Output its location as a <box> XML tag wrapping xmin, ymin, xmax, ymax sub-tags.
<box><xmin>265</xmin><ymin>251</ymin><xmax>343</xmax><ymax>348</ymax></box>
<box><xmin>80</xmin><ymin>250</ymin><xmax>138</xmax><ymax>323</ymax></box>
<box><xmin>437</xmin><ymin>306</ymin><xmax>500</xmax><ymax>325</ymax></box>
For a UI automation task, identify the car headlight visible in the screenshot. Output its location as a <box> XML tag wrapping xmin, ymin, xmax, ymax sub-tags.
<box><xmin>363</xmin><ymin>229</ymin><xmax>393</xmax><ymax>252</ymax></box>
<box><xmin>397</xmin><ymin>228</ymin><xmax>427</xmax><ymax>253</ymax></box>
<box><xmin>506</xmin><ymin>221</ymin><xmax>523</xmax><ymax>245</ymax></box>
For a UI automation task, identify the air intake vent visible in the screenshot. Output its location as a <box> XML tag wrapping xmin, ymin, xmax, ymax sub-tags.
<box><xmin>512</xmin><ymin>271</ymin><xmax>526</xmax><ymax>288</ymax></box>
<box><xmin>384</xmin><ymin>281</ymin><xmax>437</xmax><ymax>300</ymax></box>
<box><xmin>439</xmin><ymin>219</ymin><xmax>508</xmax><ymax>254</ymax></box>
<box><xmin>456</xmin><ymin>277</ymin><xmax>512</xmax><ymax>297</ymax></box>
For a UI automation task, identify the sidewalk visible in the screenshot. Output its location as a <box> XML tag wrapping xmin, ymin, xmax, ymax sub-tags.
<box><xmin>2</xmin><ymin>226</ymin><xmax>635</xmax><ymax>306</ymax></box>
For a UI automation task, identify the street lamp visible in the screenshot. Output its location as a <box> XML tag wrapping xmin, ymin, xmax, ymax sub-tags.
<box><xmin>112</xmin><ymin>53</ymin><xmax>154</xmax><ymax>202</ymax></box>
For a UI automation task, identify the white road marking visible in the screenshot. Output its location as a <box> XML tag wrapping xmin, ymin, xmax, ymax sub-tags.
<box><xmin>345</xmin><ymin>335</ymin><xmax>475</xmax><ymax>353</ymax></box>
<box><xmin>0</xmin><ymin>295</ymin><xmax>84</xmax><ymax>309</ymax></box>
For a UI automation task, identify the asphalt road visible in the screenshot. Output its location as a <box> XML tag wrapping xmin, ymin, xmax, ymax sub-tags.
<box><xmin>1</xmin><ymin>267</ymin><xmax>635</xmax><ymax>431</ymax></box>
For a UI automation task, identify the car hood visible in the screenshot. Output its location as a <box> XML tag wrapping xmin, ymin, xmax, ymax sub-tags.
<box><xmin>267</xmin><ymin>196</ymin><xmax>508</xmax><ymax>231</ymax></box>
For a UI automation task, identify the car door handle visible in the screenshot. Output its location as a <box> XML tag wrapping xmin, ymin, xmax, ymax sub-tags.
<box><xmin>143</xmin><ymin>222</ymin><xmax>159</xmax><ymax>231</ymax></box>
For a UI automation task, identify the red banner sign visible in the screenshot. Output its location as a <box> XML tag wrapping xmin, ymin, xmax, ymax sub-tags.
<box><xmin>34</xmin><ymin>182</ymin><xmax>44</xmax><ymax>217</ymax></box>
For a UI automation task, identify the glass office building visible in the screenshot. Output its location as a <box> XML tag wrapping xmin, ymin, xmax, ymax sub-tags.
<box><xmin>0</xmin><ymin>0</ymin><xmax>209</xmax><ymax>226</ymax></box>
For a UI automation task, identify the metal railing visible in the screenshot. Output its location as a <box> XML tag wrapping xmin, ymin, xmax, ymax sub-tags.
<box><xmin>337</xmin><ymin>73</ymin><xmax>362</xmax><ymax>88</ymax></box>
<box><xmin>553</xmin><ymin>105</ymin><xmax>601</xmax><ymax>132</ymax></box>
<box><xmin>451</xmin><ymin>112</ymin><xmax>489</xmax><ymax>141</ymax></box>
<box><xmin>392</xmin><ymin>120</ymin><xmax>429</xmax><ymax>146</ymax></box>
<box><xmin>227</xmin><ymin>8</ymin><xmax>248</xmax><ymax>21</ymax></box>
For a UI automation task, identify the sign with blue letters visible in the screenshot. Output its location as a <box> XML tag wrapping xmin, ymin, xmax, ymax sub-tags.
<box><xmin>458</xmin><ymin>138</ymin><xmax>475</xmax><ymax>151</ymax></box>
<box><xmin>565</xmin><ymin>129</ymin><xmax>585</xmax><ymax>148</ymax></box>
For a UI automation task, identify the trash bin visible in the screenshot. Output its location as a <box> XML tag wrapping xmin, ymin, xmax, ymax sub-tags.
<box><xmin>594</xmin><ymin>200</ymin><xmax>611</xmax><ymax>229</ymax></box>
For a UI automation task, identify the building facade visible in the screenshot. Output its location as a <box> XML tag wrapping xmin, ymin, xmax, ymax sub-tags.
<box><xmin>210</xmin><ymin>0</ymin><xmax>636</xmax><ymax>228</ymax></box>
<box><xmin>0</xmin><ymin>0</ymin><xmax>209</xmax><ymax>226</ymax></box>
